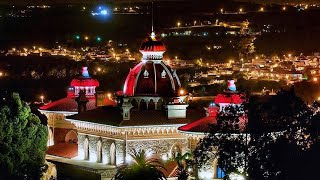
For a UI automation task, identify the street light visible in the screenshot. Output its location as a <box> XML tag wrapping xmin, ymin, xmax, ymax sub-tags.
<box><xmin>239</xmin><ymin>8</ymin><xmax>243</xmax><ymax>13</ymax></box>
<box><xmin>220</xmin><ymin>8</ymin><xmax>223</xmax><ymax>13</ymax></box>
<box><xmin>107</xmin><ymin>93</ymin><xmax>112</xmax><ymax>99</ymax></box>
<box><xmin>260</xmin><ymin>7</ymin><xmax>264</xmax><ymax>12</ymax></box>
<box><xmin>177</xmin><ymin>22</ymin><xmax>181</xmax><ymax>28</ymax></box>
<box><xmin>40</xmin><ymin>95</ymin><xmax>44</xmax><ymax>103</ymax></box>
<box><xmin>84</xmin><ymin>36</ymin><xmax>89</xmax><ymax>40</ymax></box>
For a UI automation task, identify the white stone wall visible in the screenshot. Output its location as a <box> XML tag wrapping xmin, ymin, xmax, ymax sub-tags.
<box><xmin>127</xmin><ymin>138</ymin><xmax>189</xmax><ymax>160</ymax></box>
<box><xmin>77</xmin><ymin>134</ymin><xmax>124</xmax><ymax>165</ymax></box>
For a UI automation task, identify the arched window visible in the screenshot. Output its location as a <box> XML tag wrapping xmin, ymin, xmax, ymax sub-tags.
<box><xmin>170</xmin><ymin>143</ymin><xmax>182</xmax><ymax>159</ymax></box>
<box><xmin>47</xmin><ymin>127</ymin><xmax>54</xmax><ymax>146</ymax></box>
<box><xmin>148</xmin><ymin>99</ymin><xmax>155</xmax><ymax>110</ymax></box>
<box><xmin>97</xmin><ymin>140</ymin><xmax>102</xmax><ymax>163</ymax></box>
<box><xmin>110</xmin><ymin>143</ymin><xmax>116</xmax><ymax>165</ymax></box>
<box><xmin>139</xmin><ymin>99</ymin><xmax>147</xmax><ymax>110</ymax></box>
<box><xmin>65</xmin><ymin>130</ymin><xmax>78</xmax><ymax>143</ymax></box>
<box><xmin>84</xmin><ymin>137</ymin><xmax>89</xmax><ymax>160</ymax></box>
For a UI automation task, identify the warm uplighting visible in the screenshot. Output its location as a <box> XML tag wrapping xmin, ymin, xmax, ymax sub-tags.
<box><xmin>38</xmin><ymin>47</ymin><xmax>43</xmax><ymax>51</ymax></box>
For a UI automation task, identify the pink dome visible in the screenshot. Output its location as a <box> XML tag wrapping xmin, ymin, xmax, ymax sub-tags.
<box><xmin>70</xmin><ymin>67</ymin><xmax>100</xmax><ymax>87</ymax></box>
<box><xmin>139</xmin><ymin>34</ymin><xmax>166</xmax><ymax>52</ymax></box>
<box><xmin>123</xmin><ymin>61</ymin><xmax>181</xmax><ymax>97</ymax></box>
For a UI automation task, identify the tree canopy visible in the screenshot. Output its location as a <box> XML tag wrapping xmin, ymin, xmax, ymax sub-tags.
<box><xmin>194</xmin><ymin>89</ymin><xmax>320</xmax><ymax>179</ymax></box>
<box><xmin>114</xmin><ymin>149</ymin><xmax>166</xmax><ymax>180</ymax></box>
<box><xmin>0</xmin><ymin>92</ymin><xmax>48</xmax><ymax>179</ymax></box>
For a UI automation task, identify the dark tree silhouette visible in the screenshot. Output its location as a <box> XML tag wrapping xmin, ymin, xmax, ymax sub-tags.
<box><xmin>194</xmin><ymin>89</ymin><xmax>319</xmax><ymax>179</ymax></box>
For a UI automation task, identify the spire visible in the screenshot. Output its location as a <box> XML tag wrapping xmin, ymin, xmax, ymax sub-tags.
<box><xmin>151</xmin><ymin>2</ymin><xmax>154</xmax><ymax>32</ymax></box>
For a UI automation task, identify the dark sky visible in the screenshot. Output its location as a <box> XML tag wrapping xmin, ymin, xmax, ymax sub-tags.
<box><xmin>0</xmin><ymin>0</ymin><xmax>320</xmax><ymax>6</ymax></box>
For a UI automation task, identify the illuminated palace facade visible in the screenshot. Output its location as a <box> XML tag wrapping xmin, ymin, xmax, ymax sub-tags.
<box><xmin>41</xmin><ymin>33</ymin><xmax>245</xmax><ymax>180</ymax></box>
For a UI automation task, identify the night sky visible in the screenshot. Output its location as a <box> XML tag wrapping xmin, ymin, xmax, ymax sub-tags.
<box><xmin>1</xmin><ymin>0</ymin><xmax>320</xmax><ymax>6</ymax></box>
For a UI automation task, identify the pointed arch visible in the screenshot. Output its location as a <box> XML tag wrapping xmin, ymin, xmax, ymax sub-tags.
<box><xmin>97</xmin><ymin>140</ymin><xmax>102</xmax><ymax>163</ymax></box>
<box><xmin>110</xmin><ymin>143</ymin><xmax>116</xmax><ymax>165</ymax></box>
<box><xmin>84</xmin><ymin>137</ymin><xmax>89</xmax><ymax>160</ymax></box>
<box><xmin>65</xmin><ymin>130</ymin><xmax>78</xmax><ymax>143</ymax></box>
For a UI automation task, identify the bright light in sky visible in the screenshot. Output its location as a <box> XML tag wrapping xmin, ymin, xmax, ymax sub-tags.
<box><xmin>100</xmin><ymin>10</ymin><xmax>108</xmax><ymax>15</ymax></box>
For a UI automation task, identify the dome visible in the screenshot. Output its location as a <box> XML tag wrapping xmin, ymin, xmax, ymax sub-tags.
<box><xmin>69</xmin><ymin>67</ymin><xmax>100</xmax><ymax>98</ymax></box>
<box><xmin>139</xmin><ymin>33</ymin><xmax>166</xmax><ymax>52</ymax></box>
<box><xmin>123</xmin><ymin>61</ymin><xmax>181</xmax><ymax>97</ymax></box>
<box><xmin>70</xmin><ymin>67</ymin><xmax>100</xmax><ymax>87</ymax></box>
<box><xmin>123</xmin><ymin>33</ymin><xmax>180</xmax><ymax>97</ymax></box>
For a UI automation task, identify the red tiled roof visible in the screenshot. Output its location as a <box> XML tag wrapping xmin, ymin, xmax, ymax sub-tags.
<box><xmin>178</xmin><ymin>115</ymin><xmax>217</xmax><ymax>133</ymax></box>
<box><xmin>163</xmin><ymin>161</ymin><xmax>178</xmax><ymax>178</ymax></box>
<box><xmin>39</xmin><ymin>97</ymin><xmax>97</xmax><ymax>112</ymax></box>
<box><xmin>47</xmin><ymin>143</ymin><xmax>78</xmax><ymax>159</ymax></box>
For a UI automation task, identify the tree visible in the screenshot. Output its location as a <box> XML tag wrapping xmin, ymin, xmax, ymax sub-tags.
<box><xmin>0</xmin><ymin>92</ymin><xmax>48</xmax><ymax>179</ymax></box>
<box><xmin>114</xmin><ymin>149</ymin><xmax>166</xmax><ymax>180</ymax></box>
<box><xmin>194</xmin><ymin>89</ymin><xmax>319</xmax><ymax>179</ymax></box>
<box><xmin>173</xmin><ymin>152</ymin><xmax>192</xmax><ymax>180</ymax></box>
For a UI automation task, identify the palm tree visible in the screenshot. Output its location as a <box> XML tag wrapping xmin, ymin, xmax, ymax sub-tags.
<box><xmin>173</xmin><ymin>152</ymin><xmax>192</xmax><ymax>180</ymax></box>
<box><xmin>113</xmin><ymin>149</ymin><xmax>167</xmax><ymax>180</ymax></box>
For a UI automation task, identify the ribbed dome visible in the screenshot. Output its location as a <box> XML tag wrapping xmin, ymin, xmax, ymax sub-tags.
<box><xmin>139</xmin><ymin>36</ymin><xmax>166</xmax><ymax>52</ymax></box>
<box><xmin>123</xmin><ymin>61</ymin><xmax>181</xmax><ymax>97</ymax></box>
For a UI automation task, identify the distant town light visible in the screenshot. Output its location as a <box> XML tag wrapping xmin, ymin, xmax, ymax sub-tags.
<box><xmin>107</xmin><ymin>93</ymin><xmax>112</xmax><ymax>99</ymax></box>
<box><xmin>97</xmin><ymin>37</ymin><xmax>101</xmax><ymax>42</ymax></box>
<box><xmin>85</xmin><ymin>36</ymin><xmax>89</xmax><ymax>40</ymax></box>
<box><xmin>220</xmin><ymin>8</ymin><xmax>224</xmax><ymax>13</ymax></box>
<box><xmin>177</xmin><ymin>22</ymin><xmax>181</xmax><ymax>28</ymax></box>
<box><xmin>313</xmin><ymin>77</ymin><xmax>318</xmax><ymax>82</ymax></box>
<box><xmin>0</xmin><ymin>72</ymin><xmax>3</xmax><ymax>77</ymax></box>
<box><xmin>282</xmin><ymin>6</ymin><xmax>287</xmax><ymax>11</ymax></box>
<box><xmin>97</xmin><ymin>67</ymin><xmax>101</xmax><ymax>72</ymax></box>
<box><xmin>260</xmin><ymin>7</ymin><xmax>264</xmax><ymax>12</ymax></box>
<box><xmin>239</xmin><ymin>8</ymin><xmax>243</xmax><ymax>12</ymax></box>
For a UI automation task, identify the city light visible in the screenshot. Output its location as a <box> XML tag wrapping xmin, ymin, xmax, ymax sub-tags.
<box><xmin>107</xmin><ymin>93</ymin><xmax>112</xmax><ymax>99</ymax></box>
<box><xmin>84</xmin><ymin>36</ymin><xmax>89</xmax><ymax>40</ymax></box>
<box><xmin>40</xmin><ymin>95</ymin><xmax>44</xmax><ymax>103</ymax></box>
<box><xmin>239</xmin><ymin>8</ymin><xmax>243</xmax><ymax>13</ymax></box>
<box><xmin>179</xmin><ymin>89</ymin><xmax>186</xmax><ymax>96</ymax></box>
<box><xmin>0</xmin><ymin>72</ymin><xmax>3</xmax><ymax>77</ymax></box>
<box><xmin>313</xmin><ymin>77</ymin><xmax>318</xmax><ymax>82</ymax></box>
<box><xmin>75</xmin><ymin>35</ymin><xmax>80</xmax><ymax>40</ymax></box>
<box><xmin>97</xmin><ymin>67</ymin><xmax>101</xmax><ymax>72</ymax></box>
<box><xmin>97</xmin><ymin>36</ymin><xmax>101</xmax><ymax>42</ymax></box>
<box><xmin>220</xmin><ymin>8</ymin><xmax>224</xmax><ymax>13</ymax></box>
<box><xmin>260</xmin><ymin>7</ymin><xmax>264</xmax><ymax>12</ymax></box>
<box><xmin>177</xmin><ymin>22</ymin><xmax>181</xmax><ymax>28</ymax></box>
<box><xmin>282</xmin><ymin>6</ymin><xmax>287</xmax><ymax>11</ymax></box>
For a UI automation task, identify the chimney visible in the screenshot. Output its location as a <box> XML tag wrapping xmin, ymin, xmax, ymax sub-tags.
<box><xmin>167</xmin><ymin>97</ymin><xmax>188</xmax><ymax>119</ymax></box>
<box><xmin>122</xmin><ymin>98</ymin><xmax>133</xmax><ymax>120</ymax></box>
<box><xmin>75</xmin><ymin>90</ymin><xmax>89</xmax><ymax>114</ymax></box>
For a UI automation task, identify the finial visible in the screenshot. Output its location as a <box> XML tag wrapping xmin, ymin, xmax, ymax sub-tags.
<box><xmin>151</xmin><ymin>2</ymin><xmax>154</xmax><ymax>32</ymax></box>
<box><xmin>82</xmin><ymin>67</ymin><xmax>90</xmax><ymax>77</ymax></box>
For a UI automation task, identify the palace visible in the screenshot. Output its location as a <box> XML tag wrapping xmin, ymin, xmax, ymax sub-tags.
<box><xmin>40</xmin><ymin>32</ymin><xmax>246</xmax><ymax>180</ymax></box>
